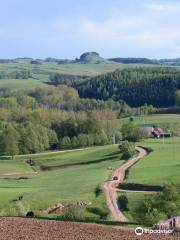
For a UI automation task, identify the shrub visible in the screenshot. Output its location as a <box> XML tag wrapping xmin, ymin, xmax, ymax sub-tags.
<box><xmin>134</xmin><ymin>184</ymin><xmax>180</xmax><ymax>225</ymax></box>
<box><xmin>117</xmin><ymin>195</ymin><xmax>128</xmax><ymax>211</ymax></box>
<box><xmin>119</xmin><ymin>141</ymin><xmax>135</xmax><ymax>159</ymax></box>
<box><xmin>94</xmin><ymin>185</ymin><xmax>102</xmax><ymax>197</ymax></box>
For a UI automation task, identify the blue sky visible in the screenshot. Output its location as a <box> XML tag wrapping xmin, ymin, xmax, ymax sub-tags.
<box><xmin>0</xmin><ymin>0</ymin><xmax>180</xmax><ymax>59</ymax></box>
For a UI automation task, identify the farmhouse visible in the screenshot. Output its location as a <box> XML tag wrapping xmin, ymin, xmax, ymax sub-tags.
<box><xmin>138</xmin><ymin>125</ymin><xmax>172</xmax><ymax>138</ymax></box>
<box><xmin>152</xmin><ymin>127</ymin><xmax>172</xmax><ymax>138</ymax></box>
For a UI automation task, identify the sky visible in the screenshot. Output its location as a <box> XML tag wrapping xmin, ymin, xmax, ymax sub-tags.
<box><xmin>0</xmin><ymin>0</ymin><xmax>180</xmax><ymax>59</ymax></box>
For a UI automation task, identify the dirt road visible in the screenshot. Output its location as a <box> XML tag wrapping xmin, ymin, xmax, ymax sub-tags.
<box><xmin>104</xmin><ymin>147</ymin><xmax>147</xmax><ymax>222</ymax></box>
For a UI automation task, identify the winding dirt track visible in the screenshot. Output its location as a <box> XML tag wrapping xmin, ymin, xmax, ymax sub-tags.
<box><xmin>104</xmin><ymin>147</ymin><xmax>147</xmax><ymax>222</ymax></box>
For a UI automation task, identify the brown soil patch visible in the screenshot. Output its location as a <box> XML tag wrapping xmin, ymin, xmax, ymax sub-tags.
<box><xmin>0</xmin><ymin>218</ymin><xmax>177</xmax><ymax>240</ymax></box>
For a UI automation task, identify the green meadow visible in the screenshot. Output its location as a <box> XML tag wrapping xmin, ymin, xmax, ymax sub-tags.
<box><xmin>126</xmin><ymin>137</ymin><xmax>180</xmax><ymax>186</ymax></box>
<box><xmin>0</xmin><ymin>145</ymin><xmax>125</xmax><ymax>219</ymax></box>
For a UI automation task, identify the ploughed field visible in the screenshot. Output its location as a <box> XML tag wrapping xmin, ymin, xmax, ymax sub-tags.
<box><xmin>0</xmin><ymin>218</ymin><xmax>177</xmax><ymax>240</ymax></box>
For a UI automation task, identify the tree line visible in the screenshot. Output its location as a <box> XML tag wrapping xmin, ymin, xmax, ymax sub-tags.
<box><xmin>0</xmin><ymin>87</ymin><xmax>155</xmax><ymax>117</ymax></box>
<box><xmin>0</xmin><ymin>70</ymin><xmax>32</xmax><ymax>79</ymax></box>
<box><xmin>76</xmin><ymin>67</ymin><xmax>180</xmax><ymax>107</ymax></box>
<box><xmin>0</xmin><ymin>86</ymin><xmax>155</xmax><ymax>158</ymax></box>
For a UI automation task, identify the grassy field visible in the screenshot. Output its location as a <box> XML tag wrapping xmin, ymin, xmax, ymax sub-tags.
<box><xmin>0</xmin><ymin>118</ymin><xmax>179</xmax><ymax>222</ymax></box>
<box><xmin>0</xmin><ymin>60</ymin><xmax>124</xmax><ymax>90</ymax></box>
<box><xmin>118</xmin><ymin>114</ymin><xmax>180</xmax><ymax>133</ymax></box>
<box><xmin>125</xmin><ymin>137</ymin><xmax>180</xmax><ymax>186</ymax></box>
<box><xmin>0</xmin><ymin>59</ymin><xmax>157</xmax><ymax>90</ymax></box>
<box><xmin>119</xmin><ymin>136</ymin><xmax>180</xmax><ymax>222</ymax></box>
<box><xmin>0</xmin><ymin>79</ymin><xmax>49</xmax><ymax>90</ymax></box>
<box><xmin>117</xmin><ymin>192</ymin><xmax>150</xmax><ymax>222</ymax></box>
<box><xmin>0</xmin><ymin>145</ymin><xmax>124</xmax><ymax>219</ymax></box>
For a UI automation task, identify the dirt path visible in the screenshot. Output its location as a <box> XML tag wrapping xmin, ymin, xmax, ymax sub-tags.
<box><xmin>104</xmin><ymin>147</ymin><xmax>147</xmax><ymax>222</ymax></box>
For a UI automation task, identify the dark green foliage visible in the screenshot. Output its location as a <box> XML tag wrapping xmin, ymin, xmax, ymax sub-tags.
<box><xmin>109</xmin><ymin>57</ymin><xmax>156</xmax><ymax>64</ymax></box>
<box><xmin>87</xmin><ymin>207</ymin><xmax>108</xmax><ymax>220</ymax></box>
<box><xmin>77</xmin><ymin>52</ymin><xmax>107</xmax><ymax>64</ymax></box>
<box><xmin>77</xmin><ymin>67</ymin><xmax>180</xmax><ymax>107</ymax></box>
<box><xmin>50</xmin><ymin>73</ymin><xmax>88</xmax><ymax>86</ymax></box>
<box><xmin>94</xmin><ymin>185</ymin><xmax>102</xmax><ymax>197</ymax></box>
<box><xmin>134</xmin><ymin>184</ymin><xmax>180</xmax><ymax>225</ymax></box>
<box><xmin>117</xmin><ymin>195</ymin><xmax>128</xmax><ymax>211</ymax></box>
<box><xmin>118</xmin><ymin>141</ymin><xmax>135</xmax><ymax>159</ymax></box>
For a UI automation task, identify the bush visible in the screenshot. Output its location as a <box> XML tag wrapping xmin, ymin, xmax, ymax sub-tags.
<box><xmin>121</xmin><ymin>120</ymin><xmax>147</xmax><ymax>142</ymax></box>
<box><xmin>117</xmin><ymin>195</ymin><xmax>128</xmax><ymax>211</ymax></box>
<box><xmin>87</xmin><ymin>207</ymin><xmax>108</xmax><ymax>220</ymax></box>
<box><xmin>61</xmin><ymin>205</ymin><xmax>84</xmax><ymax>221</ymax></box>
<box><xmin>119</xmin><ymin>141</ymin><xmax>135</xmax><ymax>159</ymax></box>
<box><xmin>94</xmin><ymin>185</ymin><xmax>102</xmax><ymax>197</ymax></box>
<box><xmin>134</xmin><ymin>183</ymin><xmax>180</xmax><ymax>225</ymax></box>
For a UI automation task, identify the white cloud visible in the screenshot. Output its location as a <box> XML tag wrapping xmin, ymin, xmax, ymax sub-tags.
<box><xmin>144</xmin><ymin>2</ymin><xmax>180</xmax><ymax>12</ymax></box>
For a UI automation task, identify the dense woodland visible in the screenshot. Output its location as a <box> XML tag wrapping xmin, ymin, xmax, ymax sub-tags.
<box><xmin>1</xmin><ymin>63</ymin><xmax>180</xmax><ymax>157</ymax></box>
<box><xmin>76</xmin><ymin>67</ymin><xmax>180</xmax><ymax>107</ymax></box>
<box><xmin>0</xmin><ymin>86</ymin><xmax>153</xmax><ymax>157</ymax></box>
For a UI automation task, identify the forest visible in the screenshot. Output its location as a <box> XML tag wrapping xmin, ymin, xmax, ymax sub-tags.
<box><xmin>76</xmin><ymin>67</ymin><xmax>180</xmax><ymax>107</ymax></box>
<box><xmin>0</xmin><ymin>86</ymin><xmax>154</xmax><ymax>158</ymax></box>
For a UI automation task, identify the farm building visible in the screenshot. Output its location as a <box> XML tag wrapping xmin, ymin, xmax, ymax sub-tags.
<box><xmin>152</xmin><ymin>127</ymin><xmax>172</xmax><ymax>138</ymax></box>
<box><xmin>138</xmin><ymin>125</ymin><xmax>172</xmax><ymax>138</ymax></box>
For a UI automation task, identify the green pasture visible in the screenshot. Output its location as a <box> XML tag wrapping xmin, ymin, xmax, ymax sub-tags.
<box><xmin>0</xmin><ymin>79</ymin><xmax>49</xmax><ymax>90</ymax></box>
<box><xmin>119</xmin><ymin>114</ymin><xmax>180</xmax><ymax>127</ymax></box>
<box><xmin>126</xmin><ymin>137</ymin><xmax>180</xmax><ymax>186</ymax></box>
<box><xmin>0</xmin><ymin>145</ymin><xmax>124</xmax><ymax>218</ymax></box>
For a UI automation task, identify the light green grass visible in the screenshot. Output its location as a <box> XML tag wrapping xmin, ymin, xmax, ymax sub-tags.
<box><xmin>0</xmin><ymin>145</ymin><xmax>124</xmax><ymax>218</ymax></box>
<box><xmin>126</xmin><ymin>137</ymin><xmax>180</xmax><ymax>186</ymax></box>
<box><xmin>0</xmin><ymin>159</ymin><xmax>33</xmax><ymax>175</ymax></box>
<box><xmin>0</xmin><ymin>79</ymin><xmax>49</xmax><ymax>90</ymax></box>
<box><xmin>118</xmin><ymin>192</ymin><xmax>151</xmax><ymax>222</ymax></box>
<box><xmin>119</xmin><ymin>114</ymin><xmax>180</xmax><ymax>128</ymax></box>
<box><xmin>0</xmin><ymin>60</ymin><xmax>154</xmax><ymax>90</ymax></box>
<box><xmin>16</xmin><ymin>145</ymin><xmax>120</xmax><ymax>167</ymax></box>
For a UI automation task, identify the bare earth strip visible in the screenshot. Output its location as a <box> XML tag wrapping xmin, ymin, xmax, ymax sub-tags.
<box><xmin>0</xmin><ymin>218</ymin><xmax>177</xmax><ymax>240</ymax></box>
<box><xmin>104</xmin><ymin>147</ymin><xmax>147</xmax><ymax>222</ymax></box>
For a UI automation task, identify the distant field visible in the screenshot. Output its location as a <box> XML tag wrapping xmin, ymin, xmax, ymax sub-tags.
<box><xmin>119</xmin><ymin>114</ymin><xmax>180</xmax><ymax>129</ymax></box>
<box><xmin>0</xmin><ymin>60</ymin><xmax>124</xmax><ymax>90</ymax></box>
<box><xmin>0</xmin><ymin>145</ymin><xmax>124</xmax><ymax>218</ymax></box>
<box><xmin>0</xmin><ymin>60</ymin><xmax>157</xmax><ymax>90</ymax></box>
<box><xmin>0</xmin><ymin>79</ymin><xmax>49</xmax><ymax>90</ymax></box>
<box><xmin>0</xmin><ymin>61</ymin><xmax>124</xmax><ymax>76</ymax></box>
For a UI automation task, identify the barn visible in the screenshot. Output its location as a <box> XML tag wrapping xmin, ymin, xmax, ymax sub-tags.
<box><xmin>138</xmin><ymin>125</ymin><xmax>172</xmax><ymax>138</ymax></box>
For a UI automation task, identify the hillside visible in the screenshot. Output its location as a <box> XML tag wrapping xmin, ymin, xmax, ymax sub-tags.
<box><xmin>77</xmin><ymin>52</ymin><xmax>109</xmax><ymax>64</ymax></box>
<box><xmin>76</xmin><ymin>67</ymin><xmax>180</xmax><ymax>107</ymax></box>
<box><xmin>0</xmin><ymin>54</ymin><xmax>123</xmax><ymax>90</ymax></box>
